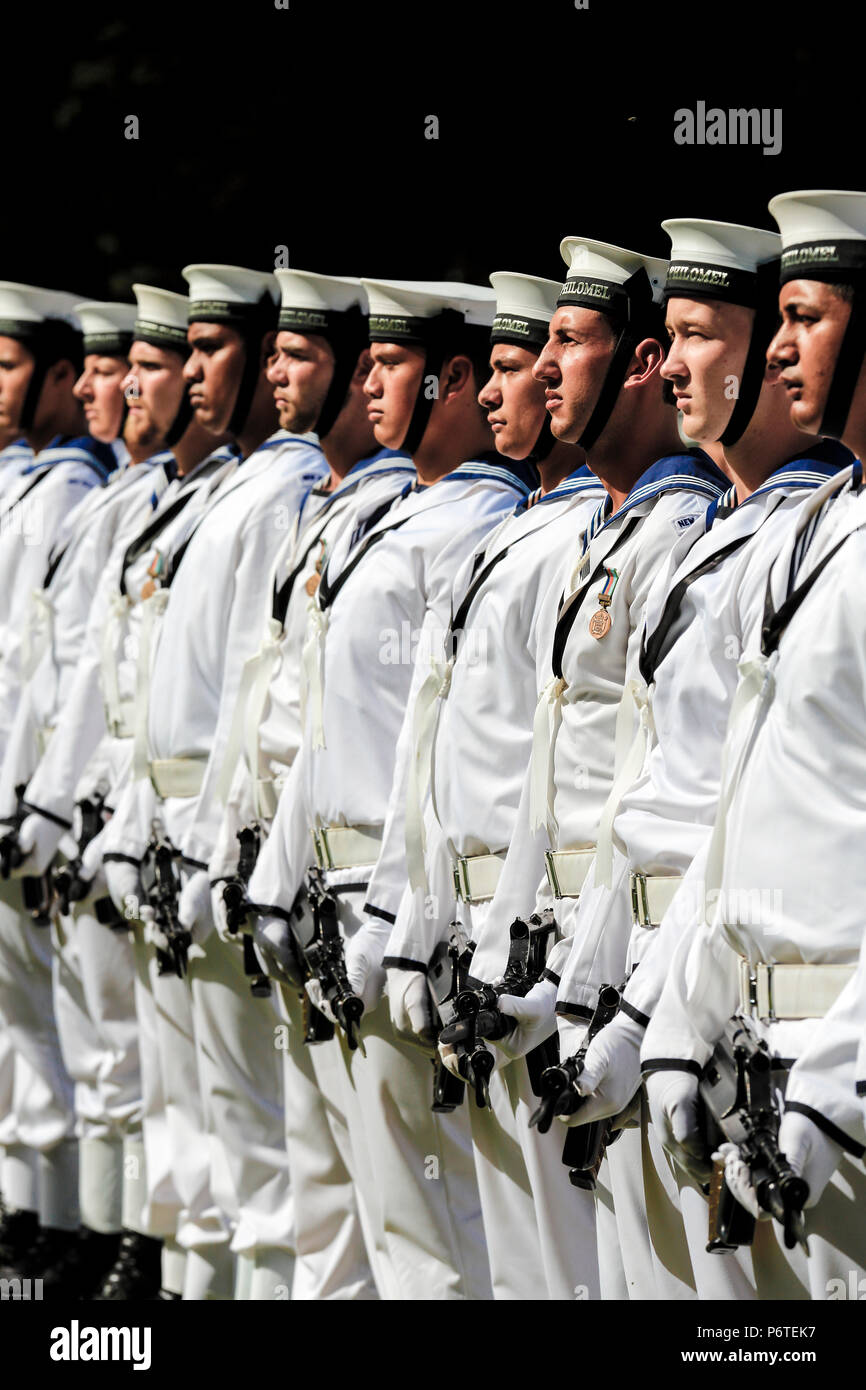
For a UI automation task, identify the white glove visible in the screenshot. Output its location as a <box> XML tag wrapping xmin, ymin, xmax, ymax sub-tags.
<box><xmin>344</xmin><ymin>930</ymin><xmax>386</xmax><ymax>1014</ymax></box>
<box><xmin>564</xmin><ymin>1011</ymin><xmax>645</xmax><ymax>1126</ymax></box>
<box><xmin>253</xmin><ymin>914</ymin><xmax>303</xmax><ymax>986</ymax></box>
<box><xmin>438</xmin><ymin>1040</ymin><xmax>462</xmax><ymax>1078</ymax></box>
<box><xmin>13</xmin><ymin>813</ymin><xmax>64</xmax><ymax>876</ymax></box>
<box><xmin>645</xmin><ymin>1068</ymin><xmax>713</xmax><ymax>1183</ymax></box>
<box><xmin>387</xmin><ymin>967</ymin><xmax>438</xmax><ymax>1050</ymax></box>
<box><xmin>177</xmin><ymin>868</ymin><xmax>213</xmax><ymax>941</ymax></box>
<box><xmin>104</xmin><ymin>858</ymin><xmax>145</xmax><ymax>922</ymax></box>
<box><xmin>211</xmin><ymin>881</ymin><xmax>239</xmax><ymax>945</ymax></box>
<box><xmin>305</xmin><ymin>978</ymin><xmax>337</xmax><ymax>1025</ymax></box>
<box><xmin>779</xmin><ymin>1108</ymin><xmax>843</xmax><ymax>1209</ymax></box>
<box><xmin>496</xmin><ymin>977</ymin><xmax>558</xmax><ymax>1060</ymax></box>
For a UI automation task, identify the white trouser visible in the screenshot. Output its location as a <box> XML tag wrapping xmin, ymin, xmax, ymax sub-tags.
<box><xmin>275</xmin><ymin>984</ymin><xmax>378</xmax><ymax>1300</ymax></box>
<box><xmin>187</xmin><ymin>925</ymin><xmax>296</xmax><ymax>1300</ymax></box>
<box><xmin>314</xmin><ymin>866</ymin><xmax>493</xmax><ymax>1300</ymax></box>
<box><xmin>0</xmin><ymin>878</ymin><xmax>78</xmax><ymax>1228</ymax></box>
<box><xmin>462</xmin><ymin>897</ymin><xmax>602</xmax><ymax>1300</ymax></box>
<box><xmin>604</xmin><ymin>1102</ymin><xmax>699</xmax><ymax>1299</ymax></box>
<box><xmin>50</xmin><ymin>898</ymin><xmax>143</xmax><ymax>1233</ymax></box>
<box><xmin>129</xmin><ymin>923</ymin><xmax>178</xmax><ymax>1239</ymax></box>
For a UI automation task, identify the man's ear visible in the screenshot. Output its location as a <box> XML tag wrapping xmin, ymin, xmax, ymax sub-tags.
<box><xmin>439</xmin><ymin>352</ymin><xmax>474</xmax><ymax>403</ymax></box>
<box><xmin>259</xmin><ymin>330</ymin><xmax>277</xmax><ymax>369</ymax></box>
<box><xmin>48</xmin><ymin>359</ymin><xmax>78</xmax><ymax>390</ymax></box>
<box><xmin>622</xmin><ymin>337</ymin><xmax>666</xmax><ymax>390</ymax></box>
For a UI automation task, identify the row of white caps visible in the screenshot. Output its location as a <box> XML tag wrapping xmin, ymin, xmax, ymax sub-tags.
<box><xmin>2</xmin><ymin>191</ymin><xmax>864</xmax><ymax>350</ymax></box>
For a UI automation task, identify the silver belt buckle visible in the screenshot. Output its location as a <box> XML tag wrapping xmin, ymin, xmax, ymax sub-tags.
<box><xmin>310</xmin><ymin>827</ymin><xmax>330</xmax><ymax>871</ymax></box>
<box><xmin>452</xmin><ymin>857</ymin><xmax>470</xmax><ymax>903</ymax></box>
<box><xmin>738</xmin><ymin>955</ymin><xmax>759</xmax><ymax>1019</ymax></box>
<box><xmin>544</xmin><ymin>849</ymin><xmax>562</xmax><ymax>899</ymax></box>
<box><xmin>631</xmin><ymin>871</ymin><xmax>650</xmax><ymax>929</ymax></box>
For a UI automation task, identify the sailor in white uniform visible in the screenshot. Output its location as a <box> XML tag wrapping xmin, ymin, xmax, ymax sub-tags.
<box><xmin>100</xmin><ymin>265</ymin><xmax>330</xmax><ymax>1295</ymax></box>
<box><xmin>247</xmin><ymin>278</ymin><xmax>537</xmax><ymax>1299</ymax></box>
<box><xmin>207</xmin><ymin>268</ymin><xmax>417</xmax><ymax>1300</ymax></box>
<box><xmin>0</xmin><ymin>286</ymin><xmax>135</xmax><ymax>1288</ymax></box>
<box><xmin>451</xmin><ymin>237</ymin><xmax>728</xmax><ymax>1299</ymax></box>
<box><xmin>549</xmin><ymin>218</ymin><xmax>852</xmax><ymax>1300</ymax></box>
<box><xmin>645</xmin><ymin>190</ymin><xmax>866</xmax><ymax>1298</ymax></box>
<box><xmin>374</xmin><ymin>270</ymin><xmax>604</xmax><ymax>1299</ymax></box>
<box><xmin>3</xmin><ymin>286</ymin><xmax>227</xmax><ymax>1297</ymax></box>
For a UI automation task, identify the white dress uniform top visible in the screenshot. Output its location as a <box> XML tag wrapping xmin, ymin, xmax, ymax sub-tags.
<box><xmin>99</xmin><ymin>263</ymin><xmax>330</xmax><ymax>1301</ymax></box>
<box><xmin>248</xmin><ymin>275</ymin><xmax>536</xmax><ymax>1300</ymax></box>
<box><xmin>462</xmin><ymin>235</ymin><xmax>727</xmax><ymax>1302</ymax></box>
<box><xmin>0</xmin><ymin>285</ymin><xmax>124</xmax><ymax>758</ymax></box>
<box><xmin>378</xmin><ymin>269</ymin><xmax>605</xmax><ymax>1300</ymax></box>
<box><xmin>0</xmin><ymin>439</ymin><xmax>34</xmax><ymax>495</ymax></box>
<box><xmin>0</xmin><ymin>285</ymin><xmax>127</xmax><ymax>1233</ymax></box>
<box><xmin>644</xmin><ymin>189</ymin><xmax>866</xmax><ymax>1299</ymax></box>
<box><xmin>209</xmin><ymin>445</ymin><xmax>414</xmax><ymax>1303</ymax></box>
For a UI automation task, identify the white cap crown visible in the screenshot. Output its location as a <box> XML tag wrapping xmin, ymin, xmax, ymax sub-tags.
<box><xmin>661</xmin><ymin>219</ymin><xmax>780</xmax><ymax>307</ymax></box>
<box><xmin>558</xmin><ymin>238</ymin><xmax>668</xmax><ymax>318</ymax></box>
<box><xmin>0</xmin><ymin>282</ymin><xmax>82</xmax><ymax>334</ymax></box>
<box><xmin>489</xmin><ymin>271</ymin><xmax>561</xmax><ymax>350</ymax></box>
<box><xmin>181</xmin><ymin>264</ymin><xmax>279</xmax><ymax>325</ymax></box>
<box><xmin>768</xmin><ymin>190</ymin><xmax>866</xmax><ymax>284</ymax></box>
<box><xmin>131</xmin><ymin>284</ymin><xmax>190</xmax><ymax>351</ymax></box>
<box><xmin>362</xmin><ymin>278</ymin><xmax>496</xmax><ymax>341</ymax></box>
<box><xmin>75</xmin><ymin>301</ymin><xmax>137</xmax><ymax>355</ymax></box>
<box><xmin>275</xmin><ymin>270</ymin><xmax>365</xmax><ymax>336</ymax></box>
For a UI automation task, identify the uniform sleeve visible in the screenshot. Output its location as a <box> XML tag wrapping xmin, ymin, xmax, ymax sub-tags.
<box><xmin>180</xmin><ymin>504</ymin><xmax>296</xmax><ymax>867</ymax></box>
<box><xmin>246</xmin><ymin>745</ymin><xmax>310</xmax><ymax>913</ymax></box>
<box><xmin>0</xmin><ymin>467</ymin><xmax>100</xmax><ymax>742</ymax></box>
<box><xmin>362</xmin><ymin>491</ymin><xmax>514</xmax><ymax>947</ymax></box>
<box><xmin>641</xmin><ymin>911</ymin><xmax>740</xmax><ymax>1073</ymax></box>
<box><xmin>100</xmin><ymin>772</ymin><xmax>158</xmax><ymax>864</ymax></box>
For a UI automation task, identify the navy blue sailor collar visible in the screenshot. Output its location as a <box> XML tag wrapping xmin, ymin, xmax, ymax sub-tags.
<box><xmin>581</xmin><ymin>447</ymin><xmax>727</xmax><ymax>554</ymax></box>
<box><xmin>447</xmin><ymin>452</ymin><xmax>538</xmax><ymax>499</ymax></box>
<box><xmin>706</xmin><ymin>439</ymin><xmax>855</xmax><ymax>527</ymax></box>
<box><xmin>29</xmin><ymin>434</ymin><xmax>120</xmax><ymax>482</ymax></box>
<box><xmin>516</xmin><ymin>462</ymin><xmax>604</xmax><ymax>514</ymax></box>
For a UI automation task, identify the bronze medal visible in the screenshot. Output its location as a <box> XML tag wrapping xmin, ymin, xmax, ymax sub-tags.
<box><xmin>589</xmin><ymin>608</ymin><xmax>612</xmax><ymax>640</ymax></box>
<box><xmin>140</xmin><ymin>578</ymin><xmax>156</xmax><ymax>601</ymax></box>
<box><xmin>304</xmin><ymin>572</ymin><xmax>321</xmax><ymax>597</ymax></box>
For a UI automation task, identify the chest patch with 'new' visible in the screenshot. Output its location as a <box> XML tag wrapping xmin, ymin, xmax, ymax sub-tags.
<box><xmin>672</xmin><ymin>513</ymin><xmax>699</xmax><ymax>534</ymax></box>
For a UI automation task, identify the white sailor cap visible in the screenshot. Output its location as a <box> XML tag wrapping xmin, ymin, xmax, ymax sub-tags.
<box><xmin>768</xmin><ymin>190</ymin><xmax>866</xmax><ymax>286</ymax></box>
<box><xmin>75</xmin><ymin>301</ymin><xmax>137</xmax><ymax>357</ymax></box>
<box><xmin>181</xmin><ymin>264</ymin><xmax>280</xmax><ymax>327</ymax></box>
<box><xmin>131</xmin><ymin>284</ymin><xmax>191</xmax><ymax>353</ymax></box>
<box><xmin>557</xmin><ymin>238</ymin><xmax>668</xmax><ymax>320</ymax></box>
<box><xmin>488</xmin><ymin>272</ymin><xmax>561</xmax><ymax>351</ymax></box>
<box><xmin>361</xmin><ymin>279</ymin><xmax>496</xmax><ymax>343</ymax></box>
<box><xmin>0</xmin><ymin>282</ymin><xmax>82</xmax><ymax>337</ymax></box>
<box><xmin>274</xmin><ymin>269</ymin><xmax>366</xmax><ymax>338</ymax></box>
<box><xmin>661</xmin><ymin>220</ymin><xmax>781</xmax><ymax>307</ymax></box>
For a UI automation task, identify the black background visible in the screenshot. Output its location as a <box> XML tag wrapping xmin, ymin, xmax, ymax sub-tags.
<box><xmin>4</xmin><ymin>0</ymin><xmax>857</xmax><ymax>298</ymax></box>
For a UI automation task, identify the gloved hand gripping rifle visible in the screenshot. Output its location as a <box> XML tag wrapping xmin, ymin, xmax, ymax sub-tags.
<box><xmin>437</xmin><ymin>909</ymin><xmax>558</xmax><ymax>1109</ymax></box>
<box><xmin>529</xmin><ymin>982</ymin><xmax>629</xmax><ymax>1190</ymax></box>
<box><xmin>699</xmin><ymin>1016</ymin><xmax>809</xmax><ymax>1255</ymax></box>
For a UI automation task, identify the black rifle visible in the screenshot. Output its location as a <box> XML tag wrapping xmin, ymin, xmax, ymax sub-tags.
<box><xmin>147</xmin><ymin>832</ymin><xmax>191</xmax><ymax>979</ymax></box>
<box><xmin>426</xmin><ymin>930</ymin><xmax>474</xmax><ymax>1112</ymax></box>
<box><xmin>438</xmin><ymin>910</ymin><xmax>558</xmax><ymax>1109</ymax></box>
<box><xmin>529</xmin><ymin>983</ymin><xmax>626</xmax><ymax>1191</ymax></box>
<box><xmin>221</xmin><ymin>824</ymin><xmax>270</xmax><ymax>998</ymax></box>
<box><xmin>699</xmin><ymin>1016</ymin><xmax>809</xmax><ymax>1255</ymax></box>
<box><xmin>51</xmin><ymin>789</ymin><xmax>123</xmax><ymax>927</ymax></box>
<box><xmin>288</xmin><ymin>867</ymin><xmax>364</xmax><ymax>1051</ymax></box>
<box><xmin>0</xmin><ymin>783</ymin><xmax>54</xmax><ymax>926</ymax></box>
